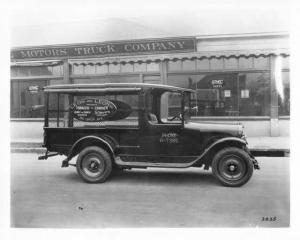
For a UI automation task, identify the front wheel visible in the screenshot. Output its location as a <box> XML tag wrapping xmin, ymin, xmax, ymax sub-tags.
<box><xmin>211</xmin><ymin>147</ymin><xmax>254</xmax><ymax>187</ymax></box>
<box><xmin>76</xmin><ymin>146</ymin><xmax>112</xmax><ymax>183</ymax></box>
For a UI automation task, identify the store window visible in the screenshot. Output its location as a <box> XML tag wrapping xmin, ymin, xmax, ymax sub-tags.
<box><xmin>11</xmin><ymin>80</ymin><xmax>48</xmax><ymax>118</ymax></box>
<box><xmin>72</xmin><ymin>62</ymin><xmax>160</xmax><ymax>75</ymax></box>
<box><xmin>73</xmin><ymin>75</ymin><xmax>141</xmax><ymax>84</ymax></box>
<box><xmin>73</xmin><ymin>64</ymin><xmax>85</xmax><ymax>75</ymax></box>
<box><xmin>224</xmin><ymin>58</ymin><xmax>238</xmax><ymax>69</ymax></box>
<box><xmin>108</xmin><ymin>64</ymin><xmax>121</xmax><ymax>73</ymax></box>
<box><xmin>210</xmin><ymin>58</ymin><xmax>223</xmax><ymax>70</ymax></box>
<box><xmin>168</xmin><ymin>60</ymin><xmax>182</xmax><ymax>71</ymax></box>
<box><xmin>85</xmin><ymin>64</ymin><xmax>96</xmax><ymax>74</ymax></box>
<box><xmin>146</xmin><ymin>62</ymin><xmax>159</xmax><ymax>72</ymax></box>
<box><xmin>182</xmin><ymin>60</ymin><xmax>196</xmax><ymax>71</ymax></box>
<box><xmin>121</xmin><ymin>63</ymin><xmax>134</xmax><ymax>73</ymax></box>
<box><xmin>278</xmin><ymin>71</ymin><xmax>290</xmax><ymax>116</ymax></box>
<box><xmin>238</xmin><ymin>73</ymin><xmax>270</xmax><ymax>116</ymax></box>
<box><xmin>196</xmin><ymin>59</ymin><xmax>210</xmax><ymax>70</ymax></box>
<box><xmin>95</xmin><ymin>64</ymin><xmax>109</xmax><ymax>74</ymax></box>
<box><xmin>133</xmin><ymin>63</ymin><xmax>146</xmax><ymax>72</ymax></box>
<box><xmin>254</xmin><ymin>56</ymin><xmax>269</xmax><ymax>69</ymax></box>
<box><xmin>168</xmin><ymin>71</ymin><xmax>271</xmax><ymax>117</ymax></box>
<box><xmin>11</xmin><ymin>65</ymin><xmax>63</xmax><ymax>77</ymax></box>
<box><xmin>238</xmin><ymin>57</ymin><xmax>253</xmax><ymax>69</ymax></box>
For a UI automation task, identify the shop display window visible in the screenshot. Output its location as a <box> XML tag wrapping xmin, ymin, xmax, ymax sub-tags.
<box><xmin>278</xmin><ymin>71</ymin><xmax>290</xmax><ymax>116</ymax></box>
<box><xmin>168</xmin><ymin>71</ymin><xmax>271</xmax><ymax>117</ymax></box>
<box><xmin>11</xmin><ymin>65</ymin><xmax>63</xmax><ymax>77</ymax></box>
<box><xmin>11</xmin><ymin>80</ymin><xmax>48</xmax><ymax>118</ymax></box>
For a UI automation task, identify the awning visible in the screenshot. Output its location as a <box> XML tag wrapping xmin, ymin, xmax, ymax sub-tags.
<box><xmin>11</xmin><ymin>60</ymin><xmax>63</xmax><ymax>67</ymax></box>
<box><xmin>68</xmin><ymin>48</ymin><xmax>289</xmax><ymax>66</ymax></box>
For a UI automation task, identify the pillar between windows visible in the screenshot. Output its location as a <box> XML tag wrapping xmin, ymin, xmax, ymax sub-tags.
<box><xmin>160</xmin><ymin>61</ymin><xmax>168</xmax><ymax>118</ymax></box>
<box><xmin>63</xmin><ymin>59</ymin><xmax>71</xmax><ymax>127</ymax></box>
<box><xmin>270</xmin><ymin>55</ymin><xmax>279</xmax><ymax>137</ymax></box>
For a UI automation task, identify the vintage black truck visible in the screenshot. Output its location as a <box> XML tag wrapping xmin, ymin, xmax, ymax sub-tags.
<box><xmin>39</xmin><ymin>83</ymin><xmax>259</xmax><ymax>187</ymax></box>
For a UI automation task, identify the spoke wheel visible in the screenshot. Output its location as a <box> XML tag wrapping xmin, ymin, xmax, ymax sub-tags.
<box><xmin>76</xmin><ymin>146</ymin><xmax>112</xmax><ymax>183</ymax></box>
<box><xmin>218</xmin><ymin>154</ymin><xmax>246</xmax><ymax>181</ymax></box>
<box><xmin>212</xmin><ymin>147</ymin><xmax>253</xmax><ymax>187</ymax></box>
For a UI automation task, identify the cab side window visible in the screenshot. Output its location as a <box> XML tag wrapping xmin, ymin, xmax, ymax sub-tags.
<box><xmin>160</xmin><ymin>92</ymin><xmax>182</xmax><ymax>124</ymax></box>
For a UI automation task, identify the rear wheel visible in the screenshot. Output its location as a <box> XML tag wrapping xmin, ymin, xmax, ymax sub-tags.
<box><xmin>76</xmin><ymin>146</ymin><xmax>112</xmax><ymax>183</ymax></box>
<box><xmin>211</xmin><ymin>147</ymin><xmax>253</xmax><ymax>187</ymax></box>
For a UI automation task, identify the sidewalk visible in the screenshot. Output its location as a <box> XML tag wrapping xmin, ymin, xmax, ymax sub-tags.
<box><xmin>247</xmin><ymin>136</ymin><xmax>290</xmax><ymax>151</ymax></box>
<box><xmin>10</xmin><ymin>136</ymin><xmax>290</xmax><ymax>153</ymax></box>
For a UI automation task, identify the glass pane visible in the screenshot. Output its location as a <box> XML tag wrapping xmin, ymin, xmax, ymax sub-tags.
<box><xmin>196</xmin><ymin>59</ymin><xmax>209</xmax><ymax>70</ymax></box>
<box><xmin>95</xmin><ymin>64</ymin><xmax>109</xmax><ymax>74</ymax></box>
<box><xmin>143</xmin><ymin>75</ymin><xmax>161</xmax><ymax>84</ymax></box>
<box><xmin>48</xmin><ymin>93</ymin><xmax>70</xmax><ymax>127</ymax></box>
<box><xmin>70</xmin><ymin>94</ymin><xmax>139</xmax><ymax>127</ymax></box>
<box><xmin>10</xmin><ymin>80</ymin><xmax>48</xmax><ymax>118</ymax></box>
<box><xmin>210</xmin><ymin>58</ymin><xmax>223</xmax><ymax>70</ymax></box>
<box><xmin>168</xmin><ymin>73</ymin><xmax>239</xmax><ymax>116</ymax></box>
<box><xmin>281</xmin><ymin>56</ymin><xmax>289</xmax><ymax>70</ymax></box>
<box><xmin>239</xmin><ymin>57</ymin><xmax>253</xmax><ymax>69</ymax></box>
<box><xmin>146</xmin><ymin>62</ymin><xmax>159</xmax><ymax>72</ymax></box>
<box><xmin>108</xmin><ymin>64</ymin><xmax>120</xmax><ymax>73</ymax></box>
<box><xmin>168</xmin><ymin>60</ymin><xmax>182</xmax><ymax>71</ymax></box>
<box><xmin>278</xmin><ymin>71</ymin><xmax>290</xmax><ymax>116</ymax></box>
<box><xmin>11</xmin><ymin>67</ymin><xmax>18</xmax><ymax>77</ymax></box>
<box><xmin>224</xmin><ymin>58</ymin><xmax>238</xmax><ymax>69</ymax></box>
<box><xmin>238</xmin><ymin>73</ymin><xmax>270</xmax><ymax>116</ymax></box>
<box><xmin>253</xmin><ymin>56</ymin><xmax>269</xmax><ymax>69</ymax></box>
<box><xmin>134</xmin><ymin>63</ymin><xmax>146</xmax><ymax>72</ymax></box>
<box><xmin>120</xmin><ymin>63</ymin><xmax>134</xmax><ymax>73</ymax></box>
<box><xmin>52</xmin><ymin>65</ymin><xmax>63</xmax><ymax>75</ymax></box>
<box><xmin>85</xmin><ymin>64</ymin><xmax>96</xmax><ymax>74</ymax></box>
<box><xmin>160</xmin><ymin>92</ymin><xmax>182</xmax><ymax>123</ymax></box>
<box><xmin>11</xmin><ymin>65</ymin><xmax>63</xmax><ymax>77</ymax></box>
<box><xmin>182</xmin><ymin>60</ymin><xmax>196</xmax><ymax>71</ymax></box>
<box><xmin>73</xmin><ymin>75</ymin><xmax>141</xmax><ymax>84</ymax></box>
<box><xmin>73</xmin><ymin>65</ymin><xmax>84</xmax><ymax>75</ymax></box>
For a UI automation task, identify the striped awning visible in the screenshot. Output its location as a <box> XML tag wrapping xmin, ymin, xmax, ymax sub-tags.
<box><xmin>68</xmin><ymin>48</ymin><xmax>290</xmax><ymax>66</ymax></box>
<box><xmin>10</xmin><ymin>60</ymin><xmax>63</xmax><ymax>67</ymax></box>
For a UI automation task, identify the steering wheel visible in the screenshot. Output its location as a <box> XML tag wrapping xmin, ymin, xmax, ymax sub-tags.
<box><xmin>170</xmin><ymin>113</ymin><xmax>182</xmax><ymax>121</ymax></box>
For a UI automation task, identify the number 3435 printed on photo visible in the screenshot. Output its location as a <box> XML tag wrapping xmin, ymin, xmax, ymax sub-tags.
<box><xmin>261</xmin><ymin>216</ymin><xmax>277</xmax><ymax>221</ymax></box>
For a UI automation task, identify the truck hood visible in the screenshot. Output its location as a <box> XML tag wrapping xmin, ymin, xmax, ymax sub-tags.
<box><xmin>184</xmin><ymin>121</ymin><xmax>243</xmax><ymax>137</ymax></box>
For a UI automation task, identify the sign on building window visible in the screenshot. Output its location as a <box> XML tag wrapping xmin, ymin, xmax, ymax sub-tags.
<box><xmin>211</xmin><ymin>79</ymin><xmax>224</xmax><ymax>88</ymax></box>
<box><xmin>241</xmin><ymin>89</ymin><xmax>249</xmax><ymax>98</ymax></box>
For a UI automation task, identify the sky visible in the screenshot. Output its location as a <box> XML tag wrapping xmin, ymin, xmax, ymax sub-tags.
<box><xmin>8</xmin><ymin>0</ymin><xmax>291</xmax><ymax>47</ymax></box>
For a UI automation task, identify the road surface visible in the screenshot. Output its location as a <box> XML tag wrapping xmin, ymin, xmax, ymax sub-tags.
<box><xmin>11</xmin><ymin>153</ymin><xmax>289</xmax><ymax>228</ymax></box>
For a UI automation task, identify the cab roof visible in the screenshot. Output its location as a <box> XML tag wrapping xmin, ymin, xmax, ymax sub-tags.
<box><xmin>43</xmin><ymin>83</ymin><xmax>194</xmax><ymax>93</ymax></box>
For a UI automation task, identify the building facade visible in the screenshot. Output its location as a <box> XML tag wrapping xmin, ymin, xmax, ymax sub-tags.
<box><xmin>10</xmin><ymin>32</ymin><xmax>289</xmax><ymax>140</ymax></box>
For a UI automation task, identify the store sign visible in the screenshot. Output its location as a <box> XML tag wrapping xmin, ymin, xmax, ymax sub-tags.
<box><xmin>71</xmin><ymin>98</ymin><xmax>132</xmax><ymax>122</ymax></box>
<box><xmin>11</xmin><ymin>37</ymin><xmax>196</xmax><ymax>61</ymax></box>
<box><xmin>224</xmin><ymin>90</ymin><xmax>231</xmax><ymax>97</ymax></box>
<box><xmin>28</xmin><ymin>85</ymin><xmax>40</xmax><ymax>94</ymax></box>
<box><xmin>211</xmin><ymin>79</ymin><xmax>224</xmax><ymax>88</ymax></box>
<box><xmin>241</xmin><ymin>89</ymin><xmax>249</xmax><ymax>98</ymax></box>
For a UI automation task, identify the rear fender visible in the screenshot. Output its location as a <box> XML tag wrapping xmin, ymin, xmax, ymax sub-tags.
<box><xmin>65</xmin><ymin>135</ymin><xmax>115</xmax><ymax>163</ymax></box>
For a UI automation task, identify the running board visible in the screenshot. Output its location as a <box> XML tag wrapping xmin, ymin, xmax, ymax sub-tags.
<box><xmin>115</xmin><ymin>156</ymin><xmax>194</xmax><ymax>168</ymax></box>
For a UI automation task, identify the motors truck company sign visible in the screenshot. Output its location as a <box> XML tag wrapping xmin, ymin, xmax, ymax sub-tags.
<box><xmin>11</xmin><ymin>38</ymin><xmax>196</xmax><ymax>61</ymax></box>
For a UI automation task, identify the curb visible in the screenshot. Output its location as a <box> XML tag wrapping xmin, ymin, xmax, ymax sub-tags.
<box><xmin>11</xmin><ymin>148</ymin><xmax>46</xmax><ymax>154</ymax></box>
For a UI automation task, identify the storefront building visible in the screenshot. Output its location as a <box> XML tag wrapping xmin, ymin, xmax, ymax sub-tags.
<box><xmin>10</xmin><ymin>32</ymin><xmax>289</xmax><ymax>140</ymax></box>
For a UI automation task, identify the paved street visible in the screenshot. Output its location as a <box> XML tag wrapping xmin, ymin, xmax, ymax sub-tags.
<box><xmin>11</xmin><ymin>153</ymin><xmax>289</xmax><ymax>228</ymax></box>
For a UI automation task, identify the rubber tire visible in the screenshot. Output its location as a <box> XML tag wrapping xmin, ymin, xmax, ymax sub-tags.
<box><xmin>76</xmin><ymin>146</ymin><xmax>112</xmax><ymax>183</ymax></box>
<box><xmin>211</xmin><ymin>147</ymin><xmax>254</xmax><ymax>187</ymax></box>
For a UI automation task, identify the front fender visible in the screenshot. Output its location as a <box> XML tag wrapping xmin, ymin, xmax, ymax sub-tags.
<box><xmin>195</xmin><ymin>137</ymin><xmax>248</xmax><ymax>164</ymax></box>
